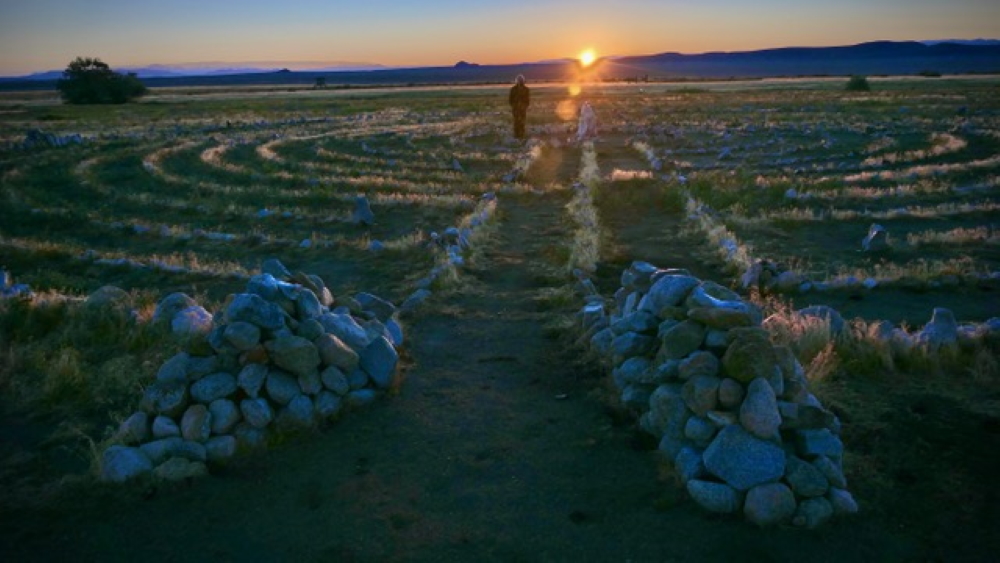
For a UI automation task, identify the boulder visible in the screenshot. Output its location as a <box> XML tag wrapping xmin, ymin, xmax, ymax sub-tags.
<box><xmin>298</xmin><ymin>370</ymin><xmax>323</xmax><ymax>395</ymax></box>
<box><xmin>722</xmin><ymin>330</ymin><xmax>778</xmax><ymax>384</ymax></box>
<box><xmin>645</xmin><ymin>384</ymin><xmax>690</xmax><ymax>438</ymax></box>
<box><xmin>116</xmin><ymin>412</ymin><xmax>149</xmax><ymax>445</ymax></box>
<box><xmin>658</xmin><ymin>320</ymin><xmax>707</xmax><ymax>361</ymax></box>
<box><xmin>785</xmin><ymin>455</ymin><xmax>830</xmax><ymax>497</ymax></box>
<box><xmin>796</xmin><ymin>305</ymin><xmax>846</xmax><ymax>335</ymax></box>
<box><xmin>352</xmin><ymin>195</ymin><xmax>375</xmax><ymax>226</ymax></box>
<box><xmin>359</xmin><ymin>336</ymin><xmax>398</xmax><ymax>389</ymax></box>
<box><xmin>346</xmin><ymin>389</ymin><xmax>378</xmax><ymax>409</ymax></box>
<box><xmin>261</xmin><ymin>258</ymin><xmax>292</xmax><ymax>280</ymax></box>
<box><xmin>703</xmin><ymin>425</ymin><xmax>785</xmax><ymax>491</ymax></box>
<box><xmin>611</xmin><ymin>332</ymin><xmax>656</xmax><ymax>359</ymax></box>
<box><xmin>240</xmin><ymin>398</ymin><xmax>274</xmax><ymax>429</ymax></box>
<box><xmin>156</xmin><ymin>352</ymin><xmax>190</xmax><ymax>383</ymax></box>
<box><xmin>682</xmin><ymin>375</ymin><xmax>720</xmax><ymax>416</ymax></box>
<box><xmin>153</xmin><ymin>458</ymin><xmax>208</xmax><ymax>482</ymax></box>
<box><xmin>237</xmin><ymin>363</ymin><xmax>268</xmax><ymax>398</ymax></box>
<box><xmin>320</xmin><ymin>366</ymin><xmax>351</xmax><ymax>395</ymax></box>
<box><xmin>673</xmin><ymin>446</ymin><xmax>706</xmax><ymax>483</ymax></box>
<box><xmin>181</xmin><ymin>404</ymin><xmax>212</xmax><ymax>442</ymax></box>
<box><xmin>639</xmin><ymin>275</ymin><xmax>699</xmax><ymax>315</ymax></box>
<box><xmin>141</xmin><ymin>380</ymin><xmax>189</xmax><ymax>418</ymax></box>
<box><xmin>266</xmin><ymin>335</ymin><xmax>321</xmax><ymax>377</ymax></box>
<box><xmin>744</xmin><ymin>483</ymin><xmax>797</xmax><ymax>526</ymax></box>
<box><xmin>265</xmin><ymin>370</ymin><xmax>301</xmax><ymax>405</ymax></box>
<box><xmin>739</xmin><ymin>378</ymin><xmax>781</xmax><ymax>439</ymax></box>
<box><xmin>225</xmin><ymin>293</ymin><xmax>287</xmax><ymax>331</ymax></box>
<box><xmin>139</xmin><ymin>437</ymin><xmax>184</xmax><ymax>465</ymax></box>
<box><xmin>294</xmin><ymin>288</ymin><xmax>324</xmax><ymax>321</ymax></box>
<box><xmin>152</xmin><ymin>415</ymin><xmax>181</xmax><ymax>438</ymax></box>
<box><xmin>152</xmin><ymin>293</ymin><xmax>198</xmax><ymax>325</ymax></box>
<box><xmin>209</xmin><ymin>399</ymin><xmax>241</xmax><ymax>435</ymax></box>
<box><xmin>828</xmin><ymin>487</ymin><xmax>860</xmax><ymax>515</ymax></box>
<box><xmin>314</xmin><ymin>333</ymin><xmax>360</xmax><ymax>372</ymax></box>
<box><xmin>795</xmin><ymin>429</ymin><xmax>844</xmax><ymax>458</ymax></box>
<box><xmin>683</xmin><ymin>416</ymin><xmax>717</xmax><ymax>446</ymax></box>
<box><xmin>101</xmin><ymin>446</ymin><xmax>153</xmax><ymax>482</ymax></box>
<box><xmin>916</xmin><ymin>307</ymin><xmax>958</xmax><ymax>350</ymax></box>
<box><xmin>794</xmin><ymin>497</ymin><xmax>834</xmax><ymax>529</ymax></box>
<box><xmin>687</xmin><ymin>307</ymin><xmax>754</xmax><ymax>330</ymax></box>
<box><xmin>190</xmin><ymin>372</ymin><xmax>237</xmax><ymax>404</ymax></box>
<box><xmin>678</xmin><ymin>351</ymin><xmax>719</xmax><ymax>380</ymax></box>
<box><xmin>318</xmin><ymin>313</ymin><xmax>371</xmax><ymax>351</ymax></box>
<box><xmin>315</xmin><ymin>391</ymin><xmax>344</xmax><ymax>419</ymax></box>
<box><xmin>354</xmin><ymin>292</ymin><xmax>396</xmax><ymax>322</ymax></box>
<box><xmin>718</xmin><ymin>378</ymin><xmax>745</xmax><ymax>409</ymax></box>
<box><xmin>171</xmin><ymin>306</ymin><xmax>213</xmax><ymax>338</ymax></box>
<box><xmin>861</xmin><ymin>223</ymin><xmax>889</xmax><ymax>251</ymax></box>
<box><xmin>223</xmin><ymin>322</ymin><xmax>261</xmax><ymax>351</ymax></box>
<box><xmin>205</xmin><ymin>435</ymin><xmax>237</xmax><ymax>463</ymax></box>
<box><xmin>687</xmin><ymin>480</ymin><xmax>742</xmax><ymax>514</ymax></box>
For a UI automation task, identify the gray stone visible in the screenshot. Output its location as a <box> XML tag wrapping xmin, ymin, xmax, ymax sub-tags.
<box><xmin>718</xmin><ymin>378</ymin><xmax>745</xmax><ymax>409</ymax></box>
<box><xmin>237</xmin><ymin>363</ymin><xmax>268</xmax><ymax>398</ymax></box>
<box><xmin>611</xmin><ymin>311</ymin><xmax>660</xmax><ymax>335</ymax></box>
<box><xmin>687</xmin><ymin>307</ymin><xmax>754</xmax><ymax>330</ymax></box>
<box><xmin>267</xmin><ymin>335</ymin><xmax>321</xmax><ymax>377</ymax></box>
<box><xmin>399</xmin><ymin>289</ymin><xmax>432</xmax><ymax>314</ymax></box>
<box><xmin>152</xmin><ymin>292</ymin><xmax>198</xmax><ymax>325</ymax></box>
<box><xmin>318</xmin><ymin>312</ymin><xmax>371</xmax><ymax>351</ymax></box>
<box><xmin>347</xmin><ymin>368</ymin><xmax>369</xmax><ymax>390</ymax></box>
<box><xmin>653</xmin><ymin>360</ymin><xmax>681</xmax><ymax>383</ymax></box>
<box><xmin>795</xmin><ymin>429</ymin><xmax>844</xmax><ymax>458</ymax></box>
<box><xmin>352</xmin><ymin>195</ymin><xmax>375</xmax><ymax>226</ymax></box>
<box><xmin>223</xmin><ymin>322</ymin><xmax>261</xmax><ymax>351</ymax></box>
<box><xmin>740</xmin><ymin>378</ymin><xmax>781</xmax><ymax>439</ymax></box>
<box><xmin>116</xmin><ymin>412</ymin><xmax>149</xmax><ymax>445</ymax></box>
<box><xmin>722</xmin><ymin>330</ymin><xmax>778</xmax><ymax>384</ymax></box>
<box><xmin>355</xmin><ymin>292</ymin><xmax>396</xmax><ymax>322</ymax></box>
<box><xmin>611</xmin><ymin>332</ymin><xmax>656</xmax><ymax>359</ymax></box>
<box><xmin>794</xmin><ymin>497</ymin><xmax>834</xmax><ymax>529</ymax></box>
<box><xmin>181</xmin><ymin>404</ymin><xmax>212</xmax><ymax>442</ymax></box>
<box><xmin>684</xmin><ymin>416</ymin><xmax>717</xmax><ymax>446</ymax></box>
<box><xmin>687</xmin><ymin>480</ymin><xmax>742</xmax><ymax>514</ymax></box>
<box><xmin>744</xmin><ymin>483</ymin><xmax>797</xmax><ymax>526</ymax></box>
<box><xmin>101</xmin><ymin>446</ymin><xmax>153</xmax><ymax>482</ymax></box>
<box><xmin>152</xmin><ymin>415</ymin><xmax>180</xmax><ymax>438</ymax></box>
<box><xmin>156</xmin><ymin>352</ymin><xmax>190</xmax><ymax>383</ymax></box>
<box><xmin>861</xmin><ymin>223</ymin><xmax>889</xmax><ymax>251</ymax></box>
<box><xmin>658</xmin><ymin>320</ymin><xmax>707</xmax><ymax>361</ymax></box>
<box><xmin>85</xmin><ymin>286</ymin><xmax>132</xmax><ymax>315</ymax></box>
<box><xmin>657</xmin><ymin>433</ymin><xmax>689</xmax><ymax>461</ymax></box>
<box><xmin>265</xmin><ymin>371</ymin><xmax>300</xmax><ymax>405</ymax></box>
<box><xmin>171</xmin><ymin>439</ymin><xmax>208</xmax><ymax>462</ymax></box>
<box><xmin>225</xmin><ymin>293</ymin><xmax>288</xmax><ymax>331</ymax></box>
<box><xmin>282</xmin><ymin>394</ymin><xmax>315</xmax><ymax>427</ymax></box>
<box><xmin>589</xmin><ymin>327</ymin><xmax>616</xmax><ymax>356</ymax></box>
<box><xmin>645</xmin><ymin>384</ymin><xmax>691</xmax><ymax>438</ymax></box>
<box><xmin>638</xmin><ymin>275</ymin><xmax>700</xmax><ymax>314</ymax></box>
<box><xmin>141</xmin><ymin>380</ymin><xmax>189</xmax><ymax>417</ymax></box>
<box><xmin>261</xmin><ymin>258</ymin><xmax>292</xmax><ymax>280</ymax></box>
<box><xmin>682</xmin><ymin>375</ymin><xmax>720</xmax><ymax>416</ymax></box>
<box><xmin>674</xmin><ymin>446</ymin><xmax>705</xmax><ymax>483</ymax></box>
<box><xmin>139</xmin><ymin>437</ymin><xmax>184</xmax><ymax>465</ymax></box>
<box><xmin>613</xmin><ymin>357</ymin><xmax>653</xmax><ymax>388</ymax></box>
<box><xmin>296</xmin><ymin>318</ymin><xmax>326</xmax><ymax>342</ymax></box>
<box><xmin>185</xmin><ymin>355</ymin><xmax>219</xmax><ymax>380</ymax></box>
<box><xmin>209</xmin><ymin>399</ymin><xmax>241</xmax><ymax>435</ymax></box>
<box><xmin>916</xmin><ymin>307</ymin><xmax>959</xmax><ymax>350</ymax></box>
<box><xmin>812</xmin><ymin>456</ymin><xmax>847</xmax><ymax>489</ymax></box>
<box><xmin>190</xmin><ymin>372</ymin><xmax>237</xmax><ymax>404</ymax></box>
<box><xmin>384</xmin><ymin>318</ymin><xmax>404</xmax><ymax>347</ymax></box>
<box><xmin>205</xmin><ymin>435</ymin><xmax>237</xmax><ymax>463</ymax></box>
<box><xmin>785</xmin><ymin>455</ymin><xmax>830</xmax><ymax>497</ymax></box>
<box><xmin>315</xmin><ymin>391</ymin><xmax>344</xmax><ymax>419</ymax></box>
<box><xmin>704</xmin><ymin>329</ymin><xmax>729</xmax><ymax>354</ymax></box>
<box><xmin>240</xmin><ymin>398</ymin><xmax>274</xmax><ymax>428</ymax></box>
<box><xmin>621</xmin><ymin>384</ymin><xmax>653</xmax><ymax>410</ymax></box>
<box><xmin>172</xmin><ymin>305</ymin><xmax>213</xmax><ymax>337</ymax></box>
<box><xmin>678</xmin><ymin>351</ymin><xmax>719</xmax><ymax>380</ymax></box>
<box><xmin>298</xmin><ymin>370</ymin><xmax>323</xmax><ymax>395</ymax></box>
<box><xmin>153</xmin><ymin>457</ymin><xmax>208</xmax><ymax>482</ymax></box>
<box><xmin>828</xmin><ymin>487</ymin><xmax>859</xmax><ymax>515</ymax></box>
<box><xmin>359</xmin><ymin>336</ymin><xmax>398</xmax><ymax>389</ymax></box>
<box><xmin>294</xmin><ymin>288</ymin><xmax>324</xmax><ymax>321</ymax></box>
<box><xmin>347</xmin><ymin>389</ymin><xmax>378</xmax><ymax>408</ymax></box>
<box><xmin>703</xmin><ymin>425</ymin><xmax>786</xmax><ymax>491</ymax></box>
<box><xmin>320</xmin><ymin>366</ymin><xmax>350</xmax><ymax>395</ymax></box>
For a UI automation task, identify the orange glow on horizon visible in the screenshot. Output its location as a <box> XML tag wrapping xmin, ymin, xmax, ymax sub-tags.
<box><xmin>579</xmin><ymin>49</ymin><xmax>597</xmax><ymax>68</ymax></box>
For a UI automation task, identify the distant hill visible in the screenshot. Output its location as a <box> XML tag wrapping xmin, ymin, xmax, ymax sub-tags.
<box><xmin>2</xmin><ymin>41</ymin><xmax>998</xmax><ymax>91</ymax></box>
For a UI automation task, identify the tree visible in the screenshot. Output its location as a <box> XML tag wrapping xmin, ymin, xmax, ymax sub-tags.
<box><xmin>845</xmin><ymin>75</ymin><xmax>871</xmax><ymax>92</ymax></box>
<box><xmin>56</xmin><ymin>57</ymin><xmax>148</xmax><ymax>104</ymax></box>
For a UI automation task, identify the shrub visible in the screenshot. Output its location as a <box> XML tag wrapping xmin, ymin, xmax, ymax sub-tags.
<box><xmin>56</xmin><ymin>57</ymin><xmax>147</xmax><ymax>105</ymax></box>
<box><xmin>846</xmin><ymin>75</ymin><xmax>871</xmax><ymax>92</ymax></box>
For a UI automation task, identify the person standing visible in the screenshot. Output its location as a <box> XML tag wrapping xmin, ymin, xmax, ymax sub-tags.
<box><xmin>509</xmin><ymin>75</ymin><xmax>530</xmax><ymax>140</ymax></box>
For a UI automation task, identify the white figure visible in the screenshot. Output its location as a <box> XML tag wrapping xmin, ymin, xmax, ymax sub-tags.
<box><xmin>576</xmin><ymin>101</ymin><xmax>598</xmax><ymax>142</ymax></box>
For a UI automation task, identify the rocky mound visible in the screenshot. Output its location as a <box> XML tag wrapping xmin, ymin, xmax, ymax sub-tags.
<box><xmin>577</xmin><ymin>261</ymin><xmax>858</xmax><ymax>527</ymax></box>
<box><xmin>102</xmin><ymin>259</ymin><xmax>403</xmax><ymax>483</ymax></box>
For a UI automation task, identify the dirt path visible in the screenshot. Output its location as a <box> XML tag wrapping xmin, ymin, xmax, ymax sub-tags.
<box><xmin>3</xmin><ymin>143</ymin><xmax>914</xmax><ymax>562</ymax></box>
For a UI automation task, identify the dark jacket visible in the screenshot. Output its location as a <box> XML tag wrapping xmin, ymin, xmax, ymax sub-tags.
<box><xmin>509</xmin><ymin>83</ymin><xmax>530</xmax><ymax>111</ymax></box>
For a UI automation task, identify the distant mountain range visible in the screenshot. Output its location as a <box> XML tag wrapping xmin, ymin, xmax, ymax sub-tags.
<box><xmin>2</xmin><ymin>40</ymin><xmax>998</xmax><ymax>89</ymax></box>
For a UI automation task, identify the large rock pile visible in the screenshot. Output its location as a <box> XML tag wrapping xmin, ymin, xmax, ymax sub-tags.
<box><xmin>102</xmin><ymin>260</ymin><xmax>403</xmax><ymax>483</ymax></box>
<box><xmin>577</xmin><ymin>261</ymin><xmax>858</xmax><ymax>527</ymax></box>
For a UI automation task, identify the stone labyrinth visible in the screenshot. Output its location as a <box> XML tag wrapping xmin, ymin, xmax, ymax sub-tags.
<box><xmin>2</xmin><ymin>82</ymin><xmax>999</xmax><ymax>528</ymax></box>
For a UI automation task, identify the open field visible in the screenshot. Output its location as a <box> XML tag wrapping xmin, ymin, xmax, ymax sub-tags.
<box><xmin>2</xmin><ymin>77</ymin><xmax>999</xmax><ymax>561</ymax></box>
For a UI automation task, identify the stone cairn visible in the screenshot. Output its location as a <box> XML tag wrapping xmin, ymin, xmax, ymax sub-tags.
<box><xmin>577</xmin><ymin>261</ymin><xmax>858</xmax><ymax>527</ymax></box>
<box><xmin>101</xmin><ymin>259</ymin><xmax>403</xmax><ymax>484</ymax></box>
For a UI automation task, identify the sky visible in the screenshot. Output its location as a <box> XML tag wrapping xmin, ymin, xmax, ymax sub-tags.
<box><xmin>0</xmin><ymin>0</ymin><xmax>998</xmax><ymax>75</ymax></box>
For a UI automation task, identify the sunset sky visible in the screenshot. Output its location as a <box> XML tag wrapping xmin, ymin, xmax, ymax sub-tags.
<box><xmin>1</xmin><ymin>0</ymin><xmax>998</xmax><ymax>75</ymax></box>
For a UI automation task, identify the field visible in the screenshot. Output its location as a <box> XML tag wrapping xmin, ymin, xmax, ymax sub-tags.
<box><xmin>1</xmin><ymin>77</ymin><xmax>999</xmax><ymax>561</ymax></box>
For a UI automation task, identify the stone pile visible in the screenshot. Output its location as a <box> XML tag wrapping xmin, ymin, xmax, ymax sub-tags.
<box><xmin>101</xmin><ymin>259</ymin><xmax>403</xmax><ymax>483</ymax></box>
<box><xmin>577</xmin><ymin>261</ymin><xmax>858</xmax><ymax>527</ymax></box>
<box><xmin>21</xmin><ymin>129</ymin><xmax>85</xmax><ymax>149</ymax></box>
<box><xmin>0</xmin><ymin>269</ymin><xmax>33</xmax><ymax>299</ymax></box>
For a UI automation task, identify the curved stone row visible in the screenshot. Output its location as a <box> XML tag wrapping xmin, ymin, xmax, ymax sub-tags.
<box><xmin>101</xmin><ymin>259</ymin><xmax>402</xmax><ymax>483</ymax></box>
<box><xmin>576</xmin><ymin>261</ymin><xmax>859</xmax><ymax>527</ymax></box>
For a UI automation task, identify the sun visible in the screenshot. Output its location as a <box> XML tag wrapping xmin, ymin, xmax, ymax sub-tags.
<box><xmin>579</xmin><ymin>49</ymin><xmax>597</xmax><ymax>68</ymax></box>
